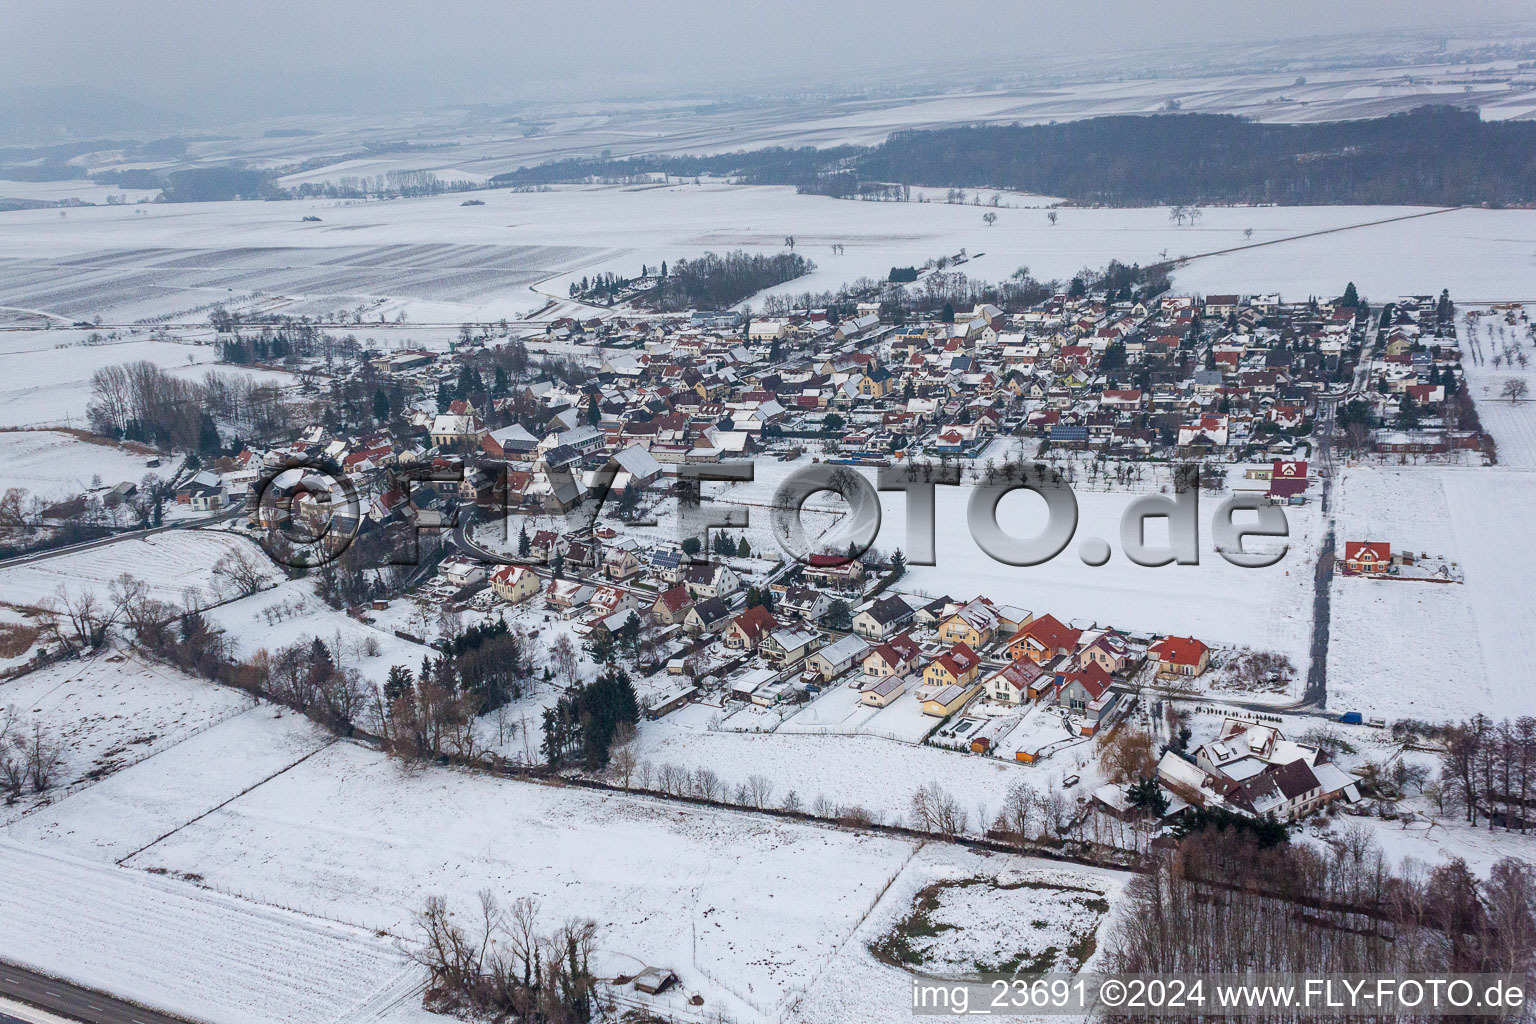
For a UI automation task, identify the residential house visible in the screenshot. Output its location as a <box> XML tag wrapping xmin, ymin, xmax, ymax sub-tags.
<box><xmin>862</xmin><ymin>632</ymin><xmax>923</xmax><ymax>678</ymax></box>
<box><xmin>860</xmin><ymin>675</ymin><xmax>906</xmax><ymax>708</ymax></box>
<box><xmin>923</xmin><ymin>643</ymin><xmax>981</xmax><ymax>689</ymax></box>
<box><xmin>805</xmin><ymin>634</ymin><xmax>869</xmax><ymax>681</ymax></box>
<box><xmin>650</xmin><ymin>585</ymin><xmax>694</xmax><ymax>626</ymax></box>
<box><xmin>852</xmin><ymin>594</ymin><xmax>916</xmax><ymax>640</ymax></box>
<box><xmin>985</xmin><ymin>660</ymin><xmax>1047</xmax><ymax>704</ymax></box>
<box><xmin>724</xmin><ymin>605</ymin><xmax>778</xmax><ymax>651</ymax></box>
<box><xmin>761</xmin><ymin>627</ymin><xmax>819</xmax><ymax>667</ymax></box>
<box><xmin>1342</xmin><ymin>541</ymin><xmax>1390</xmax><ymax>574</ymax></box>
<box><xmin>938</xmin><ymin>598</ymin><xmax>998</xmax><ymax>649</ymax></box>
<box><xmin>1007</xmin><ymin>614</ymin><xmax>1081</xmax><ymax>664</ymax></box>
<box><xmin>438</xmin><ymin>555</ymin><xmax>487</xmax><ymax>589</ymax></box>
<box><xmin>488</xmin><ymin>564</ymin><xmax>541</xmax><ymax>605</ymax></box>
<box><xmin>1148</xmin><ymin>635</ymin><xmax>1211</xmax><ymax>678</ymax></box>
<box><xmin>683</xmin><ymin>561</ymin><xmax>740</xmax><ymax>600</ymax></box>
<box><xmin>684</xmin><ymin>596</ymin><xmax>731</xmax><ymax>636</ymax></box>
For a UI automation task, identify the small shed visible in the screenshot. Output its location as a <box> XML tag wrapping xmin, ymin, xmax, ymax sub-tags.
<box><xmin>632</xmin><ymin>967</ymin><xmax>678</xmax><ymax>995</ymax></box>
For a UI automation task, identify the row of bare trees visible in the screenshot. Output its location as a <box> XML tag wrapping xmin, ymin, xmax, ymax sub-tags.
<box><xmin>409</xmin><ymin>892</ymin><xmax>598</xmax><ymax>1023</ymax></box>
<box><xmin>87</xmin><ymin>359</ymin><xmax>302</xmax><ymax>449</ymax></box>
<box><xmin>1106</xmin><ymin>827</ymin><xmax>1536</xmax><ymax>1021</ymax></box>
<box><xmin>1440</xmin><ymin>714</ymin><xmax>1536</xmax><ymax>830</ymax></box>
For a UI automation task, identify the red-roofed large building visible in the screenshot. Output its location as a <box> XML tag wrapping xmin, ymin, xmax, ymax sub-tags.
<box><xmin>1149</xmin><ymin>635</ymin><xmax>1211</xmax><ymax>677</ymax></box>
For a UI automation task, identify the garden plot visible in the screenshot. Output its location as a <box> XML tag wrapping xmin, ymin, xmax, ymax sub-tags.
<box><xmin>127</xmin><ymin>740</ymin><xmax>925</xmax><ymax>1022</ymax></box>
<box><xmin>791</xmin><ymin>845</ymin><xmax>1126</xmax><ymax>1024</ymax></box>
<box><xmin>0</xmin><ymin>429</ymin><xmax>169</xmax><ymax>499</ymax></box>
<box><xmin>204</xmin><ymin>578</ymin><xmax>430</xmax><ymax>689</ymax></box>
<box><xmin>0</xmin><ymin>651</ymin><xmax>252</xmax><ymax>825</ymax></box>
<box><xmin>1460</xmin><ymin>303</ymin><xmax>1536</xmax><ymax>469</ymax></box>
<box><xmin>776</xmin><ymin>684</ymin><xmax>940</xmax><ymax>744</ymax></box>
<box><xmin>0</xmin><ymin>839</ymin><xmax>421</xmax><ymax>1024</ymax></box>
<box><xmin>1327</xmin><ymin>465</ymin><xmax>1536</xmax><ymax>721</ymax></box>
<box><xmin>0</xmin><ymin>530</ymin><xmax>275</xmax><ymax>609</ymax></box>
<box><xmin>870</xmin><ymin>873</ymin><xmax>1110</xmax><ymax>978</ymax></box>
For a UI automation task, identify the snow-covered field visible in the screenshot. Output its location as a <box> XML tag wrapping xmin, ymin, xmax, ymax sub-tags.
<box><xmin>3</xmin><ymin>186</ymin><xmax>1535</xmax><ymax>332</ymax></box>
<box><xmin>0</xmin><ymin>839</ymin><xmax>421</xmax><ymax>1024</ymax></box>
<box><xmin>127</xmin><ymin>739</ymin><xmax>927</xmax><ymax>1020</ymax></box>
<box><xmin>0</xmin><ymin>652</ymin><xmax>253</xmax><ymax>824</ymax></box>
<box><xmin>0</xmin><ymin>429</ymin><xmax>168</xmax><ymax>498</ymax></box>
<box><xmin>204</xmin><ymin>578</ymin><xmax>431</xmax><ymax>688</ymax></box>
<box><xmin>792</xmin><ymin>846</ymin><xmax>1126</xmax><ymax>1024</ymax></box>
<box><xmin>632</xmin><ymin>708</ymin><xmax>1087</xmax><ymax>829</ymax></box>
<box><xmin>0</xmin><ymin>330</ymin><xmax>292</xmax><ymax>428</ymax></box>
<box><xmin>7</xmin><ymin>705</ymin><xmax>331</xmax><ymax>862</ymax></box>
<box><xmin>0</xmin><ymin>529</ymin><xmax>274</xmax><ymax>609</ymax></box>
<box><xmin>1327</xmin><ymin>466</ymin><xmax>1536</xmax><ymax>722</ymax></box>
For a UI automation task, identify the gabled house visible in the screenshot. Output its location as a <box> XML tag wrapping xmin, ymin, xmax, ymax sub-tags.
<box><xmin>852</xmin><ymin>595</ymin><xmax>916</xmax><ymax>640</ymax></box>
<box><xmin>684</xmin><ymin>597</ymin><xmax>731</xmax><ymax>636</ymax></box>
<box><xmin>1342</xmin><ymin>541</ymin><xmax>1390</xmax><ymax>574</ymax></box>
<box><xmin>938</xmin><ymin>598</ymin><xmax>998</xmax><ymax>649</ymax></box>
<box><xmin>683</xmin><ymin>561</ymin><xmax>740</xmax><ymax>600</ymax></box>
<box><xmin>806</xmin><ymin>634</ymin><xmax>869</xmax><ymax>681</ymax></box>
<box><xmin>724</xmin><ymin>605</ymin><xmax>778</xmax><ymax>651</ymax></box>
<box><xmin>985</xmin><ymin>659</ymin><xmax>1047</xmax><ymax>704</ymax></box>
<box><xmin>761</xmin><ymin>627</ymin><xmax>820</xmax><ymax>667</ymax></box>
<box><xmin>650</xmin><ymin>584</ymin><xmax>694</xmax><ymax>626</ymax></box>
<box><xmin>489</xmin><ymin>564</ymin><xmax>541</xmax><ymax>605</ymax></box>
<box><xmin>862</xmin><ymin>632</ymin><xmax>923</xmax><ymax>678</ymax></box>
<box><xmin>1148</xmin><ymin>635</ymin><xmax>1211</xmax><ymax>678</ymax></box>
<box><xmin>923</xmin><ymin>642</ymin><xmax>981</xmax><ymax>689</ymax></box>
<box><xmin>1006</xmin><ymin>614</ymin><xmax>1081</xmax><ymax>664</ymax></box>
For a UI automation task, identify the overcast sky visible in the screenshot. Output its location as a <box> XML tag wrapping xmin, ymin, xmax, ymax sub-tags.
<box><xmin>4</xmin><ymin>0</ymin><xmax>1535</xmax><ymax>124</ymax></box>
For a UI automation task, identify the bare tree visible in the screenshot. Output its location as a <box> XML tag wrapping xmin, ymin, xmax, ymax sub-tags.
<box><xmin>745</xmin><ymin>774</ymin><xmax>774</xmax><ymax>808</ymax></box>
<box><xmin>910</xmin><ymin>780</ymin><xmax>968</xmax><ymax>836</ymax></box>
<box><xmin>549</xmin><ymin>634</ymin><xmax>579</xmax><ymax>685</ymax></box>
<box><xmin>0</xmin><ymin>706</ymin><xmax>24</xmax><ymax>798</ymax></box>
<box><xmin>211</xmin><ymin>546</ymin><xmax>269</xmax><ymax>598</ymax></box>
<box><xmin>21</xmin><ymin>722</ymin><xmax>65</xmax><ymax>792</ymax></box>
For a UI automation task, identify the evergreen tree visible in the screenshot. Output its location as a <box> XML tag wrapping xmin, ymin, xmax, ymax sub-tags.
<box><xmin>1340</xmin><ymin>281</ymin><xmax>1359</xmax><ymax>307</ymax></box>
<box><xmin>1127</xmin><ymin>776</ymin><xmax>1169</xmax><ymax>817</ymax></box>
<box><xmin>384</xmin><ymin>664</ymin><xmax>413</xmax><ymax>701</ymax></box>
<box><xmin>737</xmin><ymin>536</ymin><xmax>751</xmax><ymax>558</ymax></box>
<box><xmin>373</xmin><ymin>388</ymin><xmax>390</xmax><ymax>423</ymax></box>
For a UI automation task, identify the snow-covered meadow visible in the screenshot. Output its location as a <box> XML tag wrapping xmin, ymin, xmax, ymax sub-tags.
<box><xmin>4</xmin><ymin>185</ymin><xmax>1535</xmax><ymax>334</ymax></box>
<box><xmin>1327</xmin><ymin>465</ymin><xmax>1536</xmax><ymax>722</ymax></box>
<box><xmin>0</xmin><ymin>429</ymin><xmax>169</xmax><ymax>498</ymax></box>
<box><xmin>125</xmin><ymin>738</ymin><xmax>929</xmax><ymax>1021</ymax></box>
<box><xmin>0</xmin><ymin>529</ymin><xmax>275</xmax><ymax>609</ymax></box>
<box><xmin>0</xmin><ymin>651</ymin><xmax>254</xmax><ymax>824</ymax></box>
<box><xmin>0</xmin><ymin>329</ymin><xmax>293</xmax><ymax>429</ymax></box>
